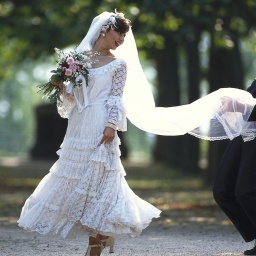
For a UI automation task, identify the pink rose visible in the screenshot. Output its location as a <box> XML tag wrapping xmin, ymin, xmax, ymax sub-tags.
<box><xmin>65</xmin><ymin>68</ymin><xmax>72</xmax><ymax>76</ymax></box>
<box><xmin>69</xmin><ymin>63</ymin><xmax>77</xmax><ymax>71</ymax></box>
<box><xmin>66</xmin><ymin>57</ymin><xmax>75</xmax><ymax>64</ymax></box>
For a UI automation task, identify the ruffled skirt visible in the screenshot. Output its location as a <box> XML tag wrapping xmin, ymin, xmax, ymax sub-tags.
<box><xmin>18</xmin><ymin>106</ymin><xmax>161</xmax><ymax>238</ymax></box>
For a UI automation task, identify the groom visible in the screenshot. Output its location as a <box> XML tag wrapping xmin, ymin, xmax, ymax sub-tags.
<box><xmin>213</xmin><ymin>79</ymin><xmax>256</xmax><ymax>255</ymax></box>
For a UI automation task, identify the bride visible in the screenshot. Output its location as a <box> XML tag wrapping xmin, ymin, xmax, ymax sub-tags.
<box><xmin>18</xmin><ymin>10</ymin><xmax>256</xmax><ymax>256</ymax></box>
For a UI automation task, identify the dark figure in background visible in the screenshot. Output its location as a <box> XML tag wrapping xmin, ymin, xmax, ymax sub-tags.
<box><xmin>213</xmin><ymin>79</ymin><xmax>256</xmax><ymax>255</ymax></box>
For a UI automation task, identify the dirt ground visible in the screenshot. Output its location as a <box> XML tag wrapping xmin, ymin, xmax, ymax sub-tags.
<box><xmin>0</xmin><ymin>158</ymin><xmax>254</xmax><ymax>256</ymax></box>
<box><xmin>0</xmin><ymin>208</ymin><xmax>253</xmax><ymax>256</ymax></box>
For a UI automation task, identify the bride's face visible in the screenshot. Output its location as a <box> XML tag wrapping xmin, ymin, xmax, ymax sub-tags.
<box><xmin>105</xmin><ymin>29</ymin><xmax>126</xmax><ymax>50</ymax></box>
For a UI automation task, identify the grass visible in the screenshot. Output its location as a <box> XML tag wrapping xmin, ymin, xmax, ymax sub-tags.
<box><xmin>126</xmin><ymin>162</ymin><xmax>205</xmax><ymax>190</ymax></box>
<box><xmin>123</xmin><ymin>161</ymin><xmax>215</xmax><ymax>211</ymax></box>
<box><xmin>0</xmin><ymin>158</ymin><xmax>217</xmax><ymax>218</ymax></box>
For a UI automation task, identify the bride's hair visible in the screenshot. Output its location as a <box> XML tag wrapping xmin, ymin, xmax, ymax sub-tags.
<box><xmin>114</xmin><ymin>12</ymin><xmax>131</xmax><ymax>34</ymax></box>
<box><xmin>102</xmin><ymin>11</ymin><xmax>131</xmax><ymax>34</ymax></box>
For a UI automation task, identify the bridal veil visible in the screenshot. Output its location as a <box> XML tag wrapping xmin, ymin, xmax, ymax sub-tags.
<box><xmin>76</xmin><ymin>11</ymin><xmax>256</xmax><ymax>142</ymax></box>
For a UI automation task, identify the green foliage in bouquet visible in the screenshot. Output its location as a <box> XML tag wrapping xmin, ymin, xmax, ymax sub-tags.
<box><xmin>38</xmin><ymin>48</ymin><xmax>99</xmax><ymax>103</ymax></box>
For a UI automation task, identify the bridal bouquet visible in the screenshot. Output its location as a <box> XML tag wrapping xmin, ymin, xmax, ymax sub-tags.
<box><xmin>38</xmin><ymin>48</ymin><xmax>99</xmax><ymax>103</ymax></box>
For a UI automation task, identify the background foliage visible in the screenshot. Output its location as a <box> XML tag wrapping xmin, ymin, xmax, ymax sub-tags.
<box><xmin>1</xmin><ymin>0</ymin><xmax>256</xmax><ymax>183</ymax></box>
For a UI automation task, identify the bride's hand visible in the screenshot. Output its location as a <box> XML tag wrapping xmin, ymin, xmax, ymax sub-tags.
<box><xmin>50</xmin><ymin>79</ymin><xmax>64</xmax><ymax>93</ymax></box>
<box><xmin>100</xmin><ymin>127</ymin><xmax>115</xmax><ymax>144</ymax></box>
<box><xmin>50</xmin><ymin>79</ymin><xmax>63</xmax><ymax>87</ymax></box>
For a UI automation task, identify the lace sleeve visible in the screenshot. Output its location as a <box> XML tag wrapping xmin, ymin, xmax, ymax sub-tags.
<box><xmin>106</xmin><ymin>61</ymin><xmax>127</xmax><ymax>131</ymax></box>
<box><xmin>57</xmin><ymin>86</ymin><xmax>76</xmax><ymax>119</ymax></box>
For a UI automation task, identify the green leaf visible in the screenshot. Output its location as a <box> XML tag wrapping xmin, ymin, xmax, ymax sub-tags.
<box><xmin>50</xmin><ymin>74</ymin><xmax>62</xmax><ymax>83</ymax></box>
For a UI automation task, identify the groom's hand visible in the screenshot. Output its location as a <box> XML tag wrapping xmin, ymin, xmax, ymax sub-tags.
<box><xmin>220</xmin><ymin>96</ymin><xmax>245</xmax><ymax>114</ymax></box>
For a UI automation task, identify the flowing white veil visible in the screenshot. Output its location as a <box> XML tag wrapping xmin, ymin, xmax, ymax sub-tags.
<box><xmin>76</xmin><ymin>11</ymin><xmax>256</xmax><ymax>142</ymax></box>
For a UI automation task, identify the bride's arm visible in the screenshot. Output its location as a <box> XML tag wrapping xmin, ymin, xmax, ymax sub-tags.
<box><xmin>106</xmin><ymin>61</ymin><xmax>127</xmax><ymax>131</ymax></box>
<box><xmin>52</xmin><ymin>80</ymin><xmax>75</xmax><ymax>104</ymax></box>
<box><xmin>52</xmin><ymin>80</ymin><xmax>76</xmax><ymax>118</ymax></box>
<box><xmin>100</xmin><ymin>61</ymin><xmax>127</xmax><ymax>144</ymax></box>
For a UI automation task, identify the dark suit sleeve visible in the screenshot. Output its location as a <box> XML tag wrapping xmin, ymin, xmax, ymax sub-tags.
<box><xmin>248</xmin><ymin>105</ymin><xmax>256</xmax><ymax>121</ymax></box>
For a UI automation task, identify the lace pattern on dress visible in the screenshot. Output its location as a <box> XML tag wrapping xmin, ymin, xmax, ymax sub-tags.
<box><xmin>17</xmin><ymin>57</ymin><xmax>161</xmax><ymax>239</ymax></box>
<box><xmin>57</xmin><ymin>90</ymin><xmax>76</xmax><ymax>118</ymax></box>
<box><xmin>88</xmin><ymin>59</ymin><xmax>124</xmax><ymax>78</ymax></box>
<box><xmin>107</xmin><ymin>61</ymin><xmax>127</xmax><ymax>131</ymax></box>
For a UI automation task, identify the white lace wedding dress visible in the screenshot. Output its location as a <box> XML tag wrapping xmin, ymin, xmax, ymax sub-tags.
<box><xmin>18</xmin><ymin>58</ymin><xmax>161</xmax><ymax>239</ymax></box>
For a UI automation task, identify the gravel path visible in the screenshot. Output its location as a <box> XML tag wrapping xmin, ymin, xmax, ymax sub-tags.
<box><xmin>0</xmin><ymin>159</ymin><xmax>253</xmax><ymax>255</ymax></box>
<box><xmin>0</xmin><ymin>214</ymin><xmax>253</xmax><ymax>256</ymax></box>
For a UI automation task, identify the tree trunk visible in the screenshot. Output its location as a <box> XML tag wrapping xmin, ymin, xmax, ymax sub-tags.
<box><xmin>30</xmin><ymin>104</ymin><xmax>68</xmax><ymax>160</ymax></box>
<box><xmin>206</xmin><ymin>32</ymin><xmax>244</xmax><ymax>184</ymax></box>
<box><xmin>152</xmin><ymin>34</ymin><xmax>182</xmax><ymax>166</ymax></box>
<box><xmin>180</xmin><ymin>30</ymin><xmax>201</xmax><ymax>172</ymax></box>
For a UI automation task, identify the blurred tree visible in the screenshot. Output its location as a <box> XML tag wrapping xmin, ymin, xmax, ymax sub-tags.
<box><xmin>132</xmin><ymin>0</ymin><xmax>256</xmax><ymax>178</ymax></box>
<box><xmin>152</xmin><ymin>33</ymin><xmax>182</xmax><ymax>167</ymax></box>
<box><xmin>1</xmin><ymin>0</ymin><xmax>99</xmax><ymax>70</ymax></box>
<box><xmin>1</xmin><ymin>0</ymin><xmax>256</xmax><ymax>181</ymax></box>
<box><xmin>204</xmin><ymin>0</ymin><xmax>256</xmax><ymax>184</ymax></box>
<box><xmin>175</xmin><ymin>2</ymin><xmax>208</xmax><ymax>172</ymax></box>
<box><xmin>0</xmin><ymin>0</ymin><xmax>132</xmax><ymax>158</ymax></box>
<box><xmin>134</xmin><ymin>1</ymin><xmax>210</xmax><ymax>171</ymax></box>
<box><xmin>0</xmin><ymin>61</ymin><xmax>43</xmax><ymax>154</ymax></box>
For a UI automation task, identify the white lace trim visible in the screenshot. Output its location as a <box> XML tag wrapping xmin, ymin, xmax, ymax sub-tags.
<box><xmin>59</xmin><ymin>136</ymin><xmax>121</xmax><ymax>150</ymax></box>
<box><xmin>57</xmin><ymin>94</ymin><xmax>76</xmax><ymax>119</ymax></box>
<box><xmin>18</xmin><ymin>157</ymin><xmax>160</xmax><ymax>238</ymax></box>
<box><xmin>106</xmin><ymin>96</ymin><xmax>127</xmax><ymax>131</ymax></box>
<box><xmin>88</xmin><ymin>58</ymin><xmax>125</xmax><ymax>77</ymax></box>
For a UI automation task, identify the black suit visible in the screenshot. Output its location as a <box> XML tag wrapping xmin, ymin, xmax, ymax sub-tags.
<box><xmin>213</xmin><ymin>81</ymin><xmax>256</xmax><ymax>242</ymax></box>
